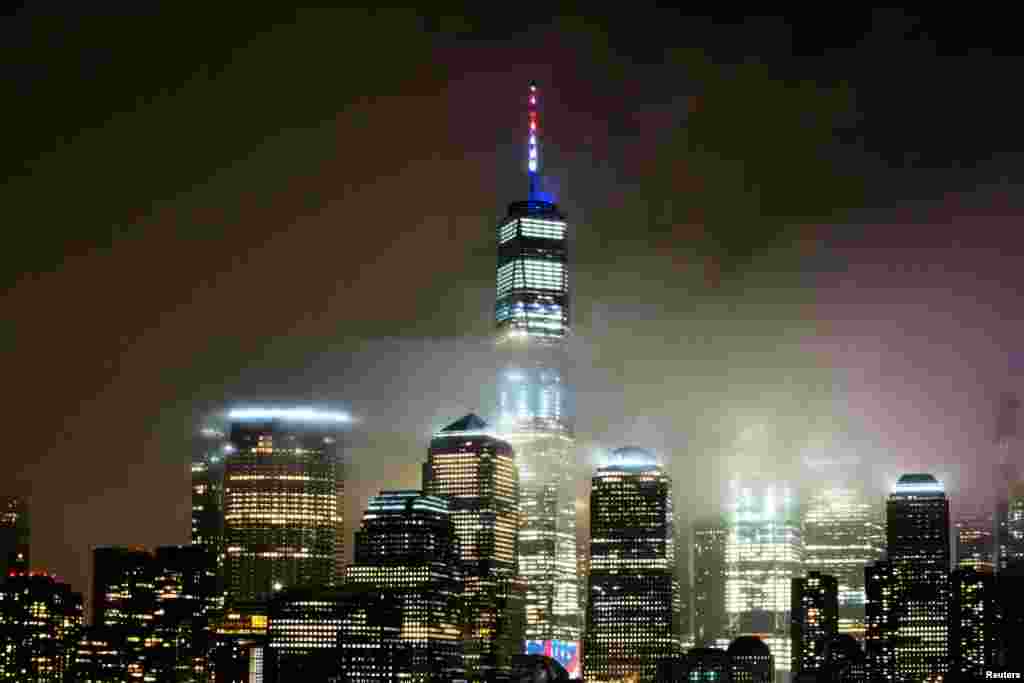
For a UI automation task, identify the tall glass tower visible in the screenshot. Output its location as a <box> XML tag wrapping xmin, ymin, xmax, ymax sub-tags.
<box><xmin>803</xmin><ymin>486</ymin><xmax>884</xmax><ymax>641</ymax></box>
<box><xmin>583</xmin><ymin>447</ymin><xmax>680</xmax><ymax>682</ymax></box>
<box><xmin>724</xmin><ymin>480</ymin><xmax>803</xmax><ymax>678</ymax></box>
<box><xmin>885</xmin><ymin>473</ymin><xmax>950</xmax><ymax>682</ymax></box>
<box><xmin>223</xmin><ymin>407</ymin><xmax>347</xmax><ymax>601</ymax></box>
<box><xmin>494</xmin><ymin>81</ymin><xmax>580</xmax><ymax>646</ymax></box>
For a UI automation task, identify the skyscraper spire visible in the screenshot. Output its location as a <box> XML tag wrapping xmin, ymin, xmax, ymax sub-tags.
<box><xmin>527</xmin><ymin>81</ymin><xmax>540</xmax><ymax>200</ymax></box>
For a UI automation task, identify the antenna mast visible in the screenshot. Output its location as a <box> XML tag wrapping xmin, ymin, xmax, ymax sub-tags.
<box><xmin>527</xmin><ymin>81</ymin><xmax>540</xmax><ymax>200</ymax></box>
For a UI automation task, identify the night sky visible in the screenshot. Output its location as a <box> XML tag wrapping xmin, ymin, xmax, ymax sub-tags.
<box><xmin>5</xmin><ymin>8</ymin><xmax>1024</xmax><ymax>600</ymax></box>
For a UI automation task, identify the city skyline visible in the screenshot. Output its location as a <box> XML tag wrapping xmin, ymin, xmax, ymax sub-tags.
<box><xmin>6</xmin><ymin>14</ymin><xmax>1024</xmax><ymax>681</ymax></box>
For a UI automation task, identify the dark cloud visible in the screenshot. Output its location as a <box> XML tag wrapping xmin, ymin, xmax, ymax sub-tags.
<box><xmin>3</xmin><ymin>9</ymin><xmax>1024</xmax><ymax>593</ymax></box>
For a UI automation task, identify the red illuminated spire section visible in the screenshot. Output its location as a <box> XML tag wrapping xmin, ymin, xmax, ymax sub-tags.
<box><xmin>527</xmin><ymin>81</ymin><xmax>540</xmax><ymax>200</ymax></box>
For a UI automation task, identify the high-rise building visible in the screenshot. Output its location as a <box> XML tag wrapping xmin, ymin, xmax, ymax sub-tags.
<box><xmin>955</xmin><ymin>507</ymin><xmax>995</xmax><ymax>572</ymax></box>
<box><xmin>92</xmin><ymin>546</ymin><xmax>155</xmax><ymax>629</ymax></box>
<box><xmin>424</xmin><ymin>414</ymin><xmax>524</xmax><ymax>680</ymax></box>
<box><xmin>0</xmin><ymin>573</ymin><xmax>83</xmax><ymax>682</ymax></box>
<box><xmin>1004</xmin><ymin>481</ymin><xmax>1024</xmax><ymax>569</ymax></box>
<box><xmin>223</xmin><ymin>407</ymin><xmax>347</xmax><ymax>601</ymax></box>
<box><xmin>802</xmin><ymin>486</ymin><xmax>884</xmax><ymax>640</ymax></box>
<box><xmin>864</xmin><ymin>560</ymin><xmax>896</xmax><ymax>682</ymax></box>
<box><xmin>493</xmin><ymin>82</ymin><xmax>580</xmax><ymax>646</ymax></box>
<box><xmin>693</xmin><ymin>516</ymin><xmax>728</xmax><ymax>647</ymax></box>
<box><xmin>583</xmin><ymin>447</ymin><xmax>680</xmax><ymax>682</ymax></box>
<box><xmin>150</xmin><ymin>545</ymin><xmax>217</xmax><ymax>682</ymax></box>
<box><xmin>0</xmin><ymin>497</ymin><xmax>29</xmax><ymax>581</ymax></box>
<box><xmin>342</xmin><ymin>490</ymin><xmax>464</xmax><ymax>681</ymax></box>
<box><xmin>949</xmin><ymin>567</ymin><xmax>998</xmax><ymax>679</ymax></box>
<box><xmin>192</xmin><ymin>426</ymin><xmax>226</xmax><ymax>599</ymax></box>
<box><xmin>91</xmin><ymin>545</ymin><xmax>217</xmax><ymax>681</ymax></box>
<box><xmin>336</xmin><ymin>584</ymin><xmax>404</xmax><ymax>681</ymax></box>
<box><xmin>994</xmin><ymin>393</ymin><xmax>1020</xmax><ymax>572</ymax></box>
<box><xmin>790</xmin><ymin>571</ymin><xmax>838</xmax><ymax>675</ymax></box>
<box><xmin>724</xmin><ymin>481</ymin><xmax>802</xmax><ymax>678</ymax></box>
<box><xmin>884</xmin><ymin>473</ymin><xmax>951</xmax><ymax>682</ymax></box>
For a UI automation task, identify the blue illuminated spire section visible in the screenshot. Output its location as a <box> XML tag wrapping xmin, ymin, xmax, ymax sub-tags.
<box><xmin>527</xmin><ymin>81</ymin><xmax>540</xmax><ymax>200</ymax></box>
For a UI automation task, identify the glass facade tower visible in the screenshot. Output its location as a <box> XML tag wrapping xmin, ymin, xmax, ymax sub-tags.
<box><xmin>223</xmin><ymin>408</ymin><xmax>346</xmax><ymax>601</ymax></box>
<box><xmin>802</xmin><ymin>486</ymin><xmax>884</xmax><ymax>640</ymax></box>
<box><xmin>494</xmin><ymin>82</ymin><xmax>580</xmax><ymax>647</ymax></box>
<box><xmin>885</xmin><ymin>473</ymin><xmax>951</xmax><ymax>682</ymax></box>
<box><xmin>424</xmin><ymin>414</ymin><xmax>525</xmax><ymax>680</ymax></box>
<box><xmin>584</xmin><ymin>447</ymin><xmax>679</xmax><ymax>682</ymax></box>
<box><xmin>724</xmin><ymin>480</ymin><xmax>802</xmax><ymax>678</ymax></box>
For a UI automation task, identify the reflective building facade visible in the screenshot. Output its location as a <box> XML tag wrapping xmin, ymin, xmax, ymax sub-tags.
<box><xmin>584</xmin><ymin>448</ymin><xmax>680</xmax><ymax>682</ymax></box>
<box><xmin>724</xmin><ymin>481</ymin><xmax>802</xmax><ymax>677</ymax></box>
<box><xmin>802</xmin><ymin>487</ymin><xmax>884</xmax><ymax>640</ymax></box>
<box><xmin>494</xmin><ymin>83</ymin><xmax>580</xmax><ymax>645</ymax></box>
<box><xmin>424</xmin><ymin>415</ymin><xmax>524</xmax><ymax>680</ymax></box>
<box><xmin>223</xmin><ymin>408</ymin><xmax>346</xmax><ymax>601</ymax></box>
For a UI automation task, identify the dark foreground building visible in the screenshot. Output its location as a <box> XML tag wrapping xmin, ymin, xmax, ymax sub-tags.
<box><xmin>0</xmin><ymin>573</ymin><xmax>83</xmax><ymax>682</ymax></box>
<box><xmin>584</xmin><ymin>447</ymin><xmax>679</xmax><ymax>682</ymax></box>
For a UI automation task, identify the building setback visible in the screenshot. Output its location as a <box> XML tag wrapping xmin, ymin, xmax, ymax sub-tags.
<box><xmin>584</xmin><ymin>447</ymin><xmax>680</xmax><ymax>682</ymax></box>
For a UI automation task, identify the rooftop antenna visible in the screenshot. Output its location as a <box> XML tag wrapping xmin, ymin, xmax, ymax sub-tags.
<box><xmin>527</xmin><ymin>81</ymin><xmax>540</xmax><ymax>201</ymax></box>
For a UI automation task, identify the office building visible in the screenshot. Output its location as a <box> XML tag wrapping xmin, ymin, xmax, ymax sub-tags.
<box><xmin>91</xmin><ymin>545</ymin><xmax>216</xmax><ymax>681</ymax></box>
<box><xmin>424</xmin><ymin>414</ymin><xmax>523</xmax><ymax>680</ymax></box>
<box><xmin>192</xmin><ymin>426</ymin><xmax>226</xmax><ymax>600</ymax></box>
<box><xmin>336</xmin><ymin>584</ymin><xmax>404</xmax><ymax>681</ymax></box>
<box><xmin>223</xmin><ymin>407</ymin><xmax>347</xmax><ymax>601</ymax></box>
<box><xmin>724</xmin><ymin>480</ymin><xmax>802</xmax><ymax>678</ymax></box>
<box><xmin>693</xmin><ymin>516</ymin><xmax>728</xmax><ymax>647</ymax></box>
<box><xmin>727</xmin><ymin>636</ymin><xmax>774</xmax><ymax>683</ymax></box>
<box><xmin>791</xmin><ymin>571</ymin><xmax>838</xmax><ymax>675</ymax></box>
<box><xmin>994</xmin><ymin>393</ymin><xmax>1021</xmax><ymax>572</ymax></box>
<box><xmin>209</xmin><ymin>600</ymin><xmax>269</xmax><ymax>683</ymax></box>
<box><xmin>654</xmin><ymin>647</ymin><xmax>731</xmax><ymax>682</ymax></box>
<box><xmin>342</xmin><ymin>490</ymin><xmax>464</xmax><ymax>681</ymax></box>
<box><xmin>802</xmin><ymin>486</ymin><xmax>884</xmax><ymax>640</ymax></box>
<box><xmin>493</xmin><ymin>82</ymin><xmax>580</xmax><ymax>646</ymax></box>
<box><xmin>0</xmin><ymin>573</ymin><xmax>83</xmax><ymax>682</ymax></box>
<box><xmin>583</xmin><ymin>447</ymin><xmax>680</xmax><ymax>682</ymax></box>
<box><xmin>864</xmin><ymin>560</ymin><xmax>896</xmax><ymax>681</ymax></box>
<box><xmin>884</xmin><ymin>473</ymin><xmax>951</xmax><ymax>682</ymax></box>
<box><xmin>0</xmin><ymin>497</ymin><xmax>29</xmax><ymax>581</ymax></box>
<box><xmin>956</xmin><ymin>507</ymin><xmax>995</xmax><ymax>572</ymax></box>
<box><xmin>949</xmin><ymin>567</ymin><xmax>998</xmax><ymax>679</ymax></box>
<box><xmin>150</xmin><ymin>545</ymin><xmax>217</xmax><ymax>682</ymax></box>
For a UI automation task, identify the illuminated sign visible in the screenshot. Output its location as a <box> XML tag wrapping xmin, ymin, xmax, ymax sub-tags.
<box><xmin>525</xmin><ymin>640</ymin><xmax>580</xmax><ymax>679</ymax></box>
